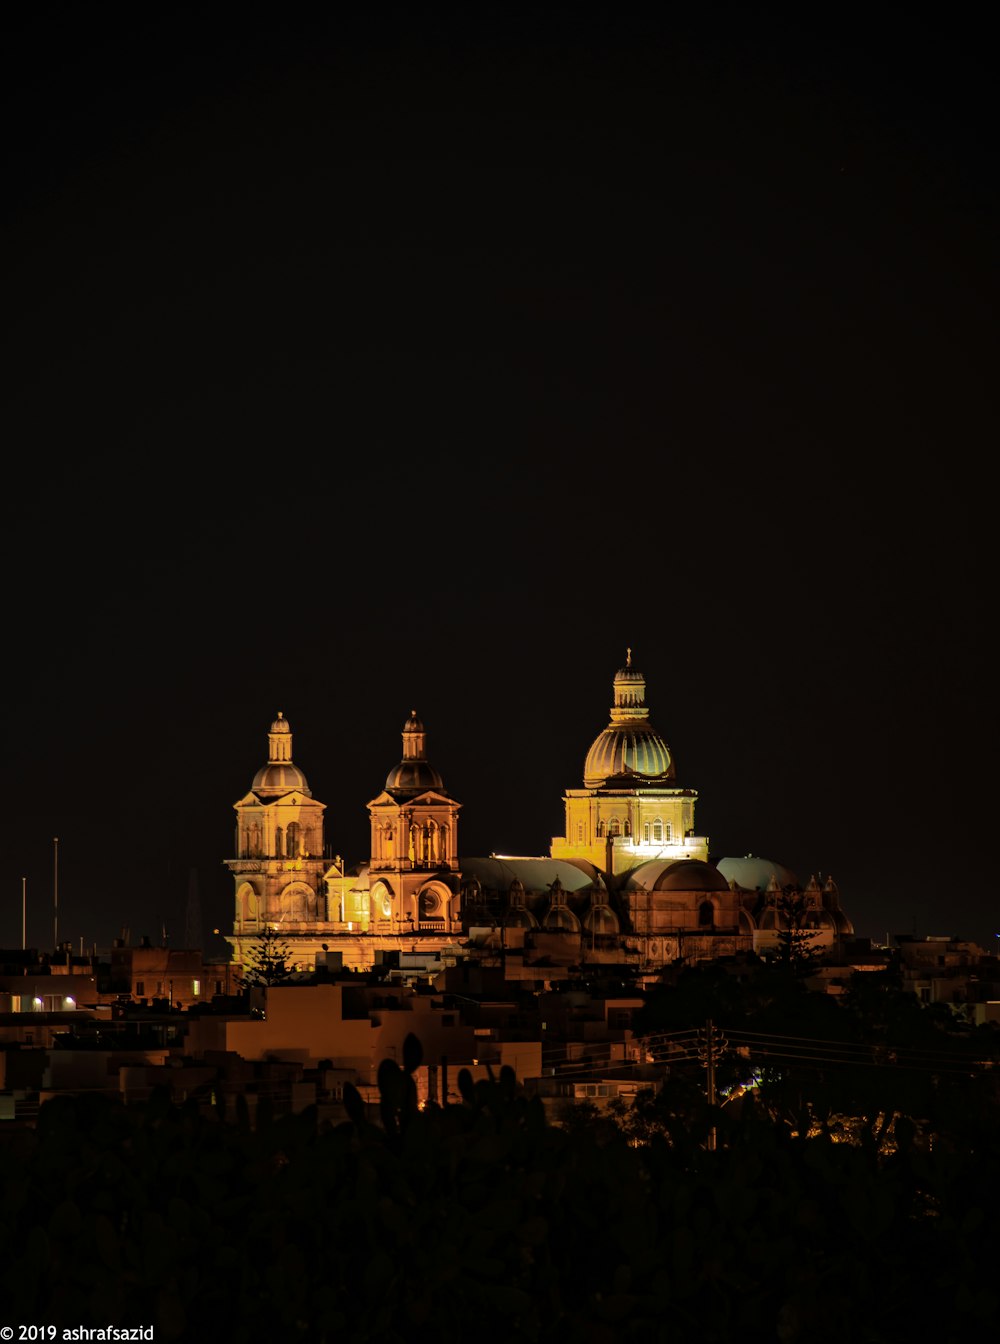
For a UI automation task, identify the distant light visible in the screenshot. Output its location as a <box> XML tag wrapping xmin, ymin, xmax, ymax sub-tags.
<box><xmin>64</xmin><ymin>997</ymin><xmax>76</xmax><ymax>1008</ymax></box>
<box><xmin>33</xmin><ymin>997</ymin><xmax>43</xmax><ymax>1008</ymax></box>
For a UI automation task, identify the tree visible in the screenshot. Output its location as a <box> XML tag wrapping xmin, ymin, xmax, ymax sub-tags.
<box><xmin>236</xmin><ymin>925</ymin><xmax>294</xmax><ymax>988</ymax></box>
<box><xmin>774</xmin><ymin>887</ymin><xmax>821</xmax><ymax>973</ymax></box>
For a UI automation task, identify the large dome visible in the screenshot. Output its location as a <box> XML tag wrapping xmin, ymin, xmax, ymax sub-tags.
<box><xmin>584</xmin><ymin>724</ymin><xmax>673</xmax><ymax>786</ymax></box>
<box><xmin>583</xmin><ymin>652</ymin><xmax>675</xmax><ymax>787</ymax></box>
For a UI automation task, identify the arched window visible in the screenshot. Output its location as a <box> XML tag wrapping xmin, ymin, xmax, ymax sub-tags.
<box><xmin>653</xmin><ymin>818</ymin><xmax>663</xmax><ymax>842</ymax></box>
<box><xmin>275</xmin><ymin>825</ymin><xmax>283</xmax><ymax>857</ymax></box>
<box><xmin>286</xmin><ymin>822</ymin><xmax>300</xmax><ymax>857</ymax></box>
<box><xmin>608</xmin><ymin>818</ymin><xmax>621</xmax><ymax>838</ymax></box>
<box><xmin>419</xmin><ymin>888</ymin><xmax>442</xmax><ymax>918</ymax></box>
<box><xmin>281</xmin><ymin>884</ymin><xmax>308</xmax><ymax>921</ymax></box>
<box><xmin>462</xmin><ymin>875</ymin><xmax>481</xmax><ymax>905</ymax></box>
<box><xmin>596</xmin><ymin>820</ymin><xmax>605</xmax><ymax>838</ymax></box>
<box><xmin>698</xmin><ymin>900</ymin><xmax>714</xmax><ymax>927</ymax></box>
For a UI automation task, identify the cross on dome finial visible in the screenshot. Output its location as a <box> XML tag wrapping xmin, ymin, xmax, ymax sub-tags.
<box><xmin>626</xmin><ymin>646</ymin><xmax>632</xmax><ymax>667</ymax></box>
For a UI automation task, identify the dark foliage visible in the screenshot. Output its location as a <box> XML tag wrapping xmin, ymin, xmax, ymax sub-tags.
<box><xmin>234</xmin><ymin>926</ymin><xmax>294</xmax><ymax>989</ymax></box>
<box><xmin>2</xmin><ymin>1030</ymin><xmax>1000</xmax><ymax>1342</ymax></box>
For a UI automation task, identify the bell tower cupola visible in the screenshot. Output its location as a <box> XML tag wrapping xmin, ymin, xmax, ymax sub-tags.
<box><xmin>268</xmin><ymin>711</ymin><xmax>293</xmax><ymax>763</ymax></box>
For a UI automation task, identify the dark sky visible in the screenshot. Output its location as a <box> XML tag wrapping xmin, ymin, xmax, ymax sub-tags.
<box><xmin>2</xmin><ymin>4</ymin><xmax>994</xmax><ymax>955</ymax></box>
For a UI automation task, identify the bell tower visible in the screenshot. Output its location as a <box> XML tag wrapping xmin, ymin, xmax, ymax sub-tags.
<box><xmin>225</xmin><ymin>711</ymin><xmax>329</xmax><ymax>967</ymax></box>
<box><xmin>367</xmin><ymin>711</ymin><xmax>463</xmax><ymax>937</ymax></box>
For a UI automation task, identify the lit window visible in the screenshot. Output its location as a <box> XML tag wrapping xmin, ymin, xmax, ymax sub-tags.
<box><xmin>192</xmin><ymin>980</ymin><xmax>201</xmax><ymax>996</ymax></box>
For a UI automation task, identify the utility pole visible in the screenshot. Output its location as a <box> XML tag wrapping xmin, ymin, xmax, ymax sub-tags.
<box><xmin>698</xmin><ymin>1018</ymin><xmax>728</xmax><ymax>1151</ymax></box>
<box><xmin>53</xmin><ymin>836</ymin><xmax>59</xmax><ymax>949</ymax></box>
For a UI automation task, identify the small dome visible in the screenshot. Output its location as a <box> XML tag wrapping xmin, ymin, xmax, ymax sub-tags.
<box><xmin>626</xmin><ymin>858</ymin><xmax>730</xmax><ymax>894</ymax></box>
<box><xmin>385</xmin><ymin>759</ymin><xmax>444</xmax><ymax>792</ymax></box>
<box><xmin>585</xmin><ymin>904</ymin><xmax>620</xmax><ymax>935</ymax></box>
<box><xmin>505</xmin><ymin>906</ymin><xmax>539</xmax><ymax>930</ymax></box>
<box><xmin>252</xmin><ymin>762</ymin><xmax>310</xmax><ymax>797</ymax></box>
<box><xmin>543</xmin><ymin>903</ymin><xmax>581</xmax><ymax>933</ymax></box>
<box><xmin>249</xmin><ymin>711</ymin><xmax>311</xmax><ymax>796</ymax></box>
<box><xmin>385</xmin><ymin>710</ymin><xmax>446</xmax><ymax>796</ymax></box>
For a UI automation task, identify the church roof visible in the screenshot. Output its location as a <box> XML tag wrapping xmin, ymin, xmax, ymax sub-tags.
<box><xmin>715</xmin><ymin>855</ymin><xmax>798</xmax><ymax>891</ymax></box>
<box><xmin>459</xmin><ymin>857</ymin><xmax>600</xmax><ymax>895</ymax></box>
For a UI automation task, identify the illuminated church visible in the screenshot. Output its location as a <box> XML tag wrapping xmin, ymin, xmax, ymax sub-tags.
<box><xmin>225</xmin><ymin>655</ymin><xmax>852</xmax><ymax>974</ymax></box>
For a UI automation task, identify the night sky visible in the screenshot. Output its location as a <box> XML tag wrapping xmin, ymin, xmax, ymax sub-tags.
<box><xmin>3</xmin><ymin>5</ymin><xmax>994</xmax><ymax>956</ymax></box>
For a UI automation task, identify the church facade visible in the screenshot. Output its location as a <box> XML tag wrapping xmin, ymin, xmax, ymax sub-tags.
<box><xmin>224</xmin><ymin>655</ymin><xmax>853</xmax><ymax>974</ymax></box>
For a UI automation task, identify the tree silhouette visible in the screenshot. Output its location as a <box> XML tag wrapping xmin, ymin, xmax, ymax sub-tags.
<box><xmin>236</xmin><ymin>925</ymin><xmax>294</xmax><ymax>987</ymax></box>
<box><xmin>774</xmin><ymin>886</ymin><xmax>821</xmax><ymax>972</ymax></box>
